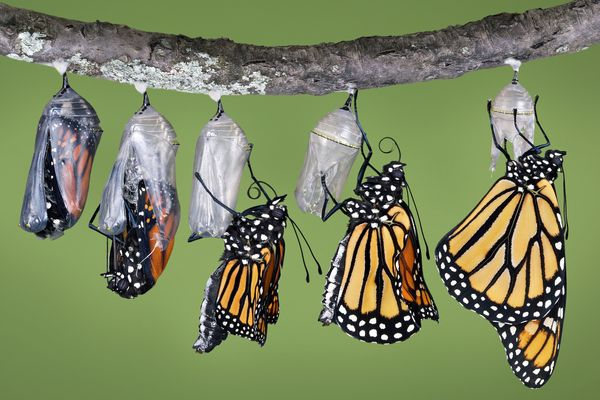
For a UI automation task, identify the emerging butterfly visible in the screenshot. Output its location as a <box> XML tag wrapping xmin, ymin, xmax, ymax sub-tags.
<box><xmin>193</xmin><ymin>151</ymin><xmax>320</xmax><ymax>353</ymax></box>
<box><xmin>318</xmin><ymin>91</ymin><xmax>438</xmax><ymax>344</ymax></box>
<box><xmin>89</xmin><ymin>92</ymin><xmax>180</xmax><ymax>299</ymax></box>
<box><xmin>20</xmin><ymin>73</ymin><xmax>102</xmax><ymax>239</ymax></box>
<box><xmin>435</xmin><ymin>97</ymin><xmax>567</xmax><ymax>388</ymax></box>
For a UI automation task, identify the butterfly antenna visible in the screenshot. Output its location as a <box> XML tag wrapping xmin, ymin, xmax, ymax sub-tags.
<box><xmin>405</xmin><ymin>181</ymin><xmax>430</xmax><ymax>259</ymax></box>
<box><xmin>288</xmin><ymin>218</ymin><xmax>311</xmax><ymax>283</ymax></box>
<box><xmin>194</xmin><ymin>172</ymin><xmax>241</xmax><ymax>217</ymax></box>
<box><xmin>561</xmin><ymin>165</ymin><xmax>569</xmax><ymax>240</ymax></box>
<box><xmin>246</xmin><ymin>145</ymin><xmax>274</xmax><ymax>202</ymax></box>
<box><xmin>288</xmin><ymin>214</ymin><xmax>322</xmax><ymax>275</ymax></box>
<box><xmin>378</xmin><ymin>136</ymin><xmax>402</xmax><ymax>162</ymax></box>
<box><xmin>247</xmin><ymin>180</ymin><xmax>278</xmax><ymax>201</ymax></box>
<box><xmin>487</xmin><ymin>100</ymin><xmax>511</xmax><ymax>161</ymax></box>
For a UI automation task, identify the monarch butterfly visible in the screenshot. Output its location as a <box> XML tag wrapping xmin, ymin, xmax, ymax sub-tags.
<box><xmin>318</xmin><ymin>91</ymin><xmax>438</xmax><ymax>344</ymax></box>
<box><xmin>193</xmin><ymin>152</ymin><xmax>320</xmax><ymax>353</ymax></box>
<box><xmin>89</xmin><ymin>92</ymin><xmax>180</xmax><ymax>298</ymax></box>
<box><xmin>435</xmin><ymin>97</ymin><xmax>567</xmax><ymax>388</ymax></box>
<box><xmin>20</xmin><ymin>73</ymin><xmax>102</xmax><ymax>239</ymax></box>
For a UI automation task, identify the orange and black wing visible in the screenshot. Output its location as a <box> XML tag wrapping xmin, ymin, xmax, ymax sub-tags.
<box><xmin>389</xmin><ymin>204</ymin><xmax>438</xmax><ymax>321</ymax></box>
<box><xmin>332</xmin><ymin>218</ymin><xmax>421</xmax><ymax>344</ymax></box>
<box><xmin>264</xmin><ymin>240</ymin><xmax>284</xmax><ymax>324</ymax></box>
<box><xmin>49</xmin><ymin>115</ymin><xmax>101</xmax><ymax>222</ymax></box>
<box><xmin>493</xmin><ymin>293</ymin><xmax>565</xmax><ymax>388</ymax></box>
<box><xmin>215</xmin><ymin>246</ymin><xmax>278</xmax><ymax>346</ymax></box>
<box><xmin>436</xmin><ymin>178</ymin><xmax>566</xmax><ymax>324</ymax></box>
<box><xmin>106</xmin><ymin>180</ymin><xmax>176</xmax><ymax>298</ymax></box>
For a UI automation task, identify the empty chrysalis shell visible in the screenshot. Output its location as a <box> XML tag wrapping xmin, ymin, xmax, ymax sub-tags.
<box><xmin>20</xmin><ymin>73</ymin><xmax>103</xmax><ymax>239</ymax></box>
<box><xmin>94</xmin><ymin>92</ymin><xmax>180</xmax><ymax>298</ymax></box>
<box><xmin>489</xmin><ymin>60</ymin><xmax>535</xmax><ymax>171</ymax></box>
<box><xmin>188</xmin><ymin>100</ymin><xmax>251</xmax><ymax>240</ymax></box>
<box><xmin>295</xmin><ymin>94</ymin><xmax>362</xmax><ymax>215</ymax></box>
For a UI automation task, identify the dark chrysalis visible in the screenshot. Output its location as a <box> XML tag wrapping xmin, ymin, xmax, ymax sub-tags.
<box><xmin>318</xmin><ymin>90</ymin><xmax>438</xmax><ymax>344</ymax></box>
<box><xmin>193</xmin><ymin>149</ymin><xmax>320</xmax><ymax>353</ymax></box>
<box><xmin>89</xmin><ymin>90</ymin><xmax>180</xmax><ymax>299</ymax></box>
<box><xmin>20</xmin><ymin>73</ymin><xmax>102</xmax><ymax>239</ymax></box>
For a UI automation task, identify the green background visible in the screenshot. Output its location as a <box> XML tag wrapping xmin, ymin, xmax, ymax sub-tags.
<box><xmin>0</xmin><ymin>1</ymin><xmax>597</xmax><ymax>398</ymax></box>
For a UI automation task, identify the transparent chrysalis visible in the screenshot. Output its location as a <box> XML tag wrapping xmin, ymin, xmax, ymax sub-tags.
<box><xmin>489</xmin><ymin>59</ymin><xmax>535</xmax><ymax>171</ymax></box>
<box><xmin>20</xmin><ymin>73</ymin><xmax>103</xmax><ymax>239</ymax></box>
<box><xmin>295</xmin><ymin>93</ymin><xmax>362</xmax><ymax>216</ymax></box>
<box><xmin>188</xmin><ymin>99</ymin><xmax>251</xmax><ymax>241</ymax></box>
<box><xmin>90</xmin><ymin>90</ymin><xmax>180</xmax><ymax>298</ymax></box>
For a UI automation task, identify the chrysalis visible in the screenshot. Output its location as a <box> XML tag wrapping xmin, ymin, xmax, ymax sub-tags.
<box><xmin>188</xmin><ymin>99</ymin><xmax>250</xmax><ymax>241</ymax></box>
<box><xmin>295</xmin><ymin>92</ymin><xmax>362</xmax><ymax>216</ymax></box>
<box><xmin>90</xmin><ymin>90</ymin><xmax>180</xmax><ymax>299</ymax></box>
<box><xmin>20</xmin><ymin>73</ymin><xmax>102</xmax><ymax>239</ymax></box>
<box><xmin>489</xmin><ymin>58</ymin><xmax>535</xmax><ymax>171</ymax></box>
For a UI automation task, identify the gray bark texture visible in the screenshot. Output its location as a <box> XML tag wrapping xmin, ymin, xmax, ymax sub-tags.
<box><xmin>0</xmin><ymin>1</ymin><xmax>599</xmax><ymax>95</ymax></box>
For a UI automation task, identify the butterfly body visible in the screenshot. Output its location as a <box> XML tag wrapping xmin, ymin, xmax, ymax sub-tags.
<box><xmin>194</xmin><ymin>198</ymin><xmax>287</xmax><ymax>353</ymax></box>
<box><xmin>320</xmin><ymin>162</ymin><xmax>438</xmax><ymax>344</ymax></box>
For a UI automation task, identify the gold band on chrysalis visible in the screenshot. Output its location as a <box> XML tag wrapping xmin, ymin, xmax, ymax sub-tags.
<box><xmin>490</xmin><ymin>107</ymin><xmax>535</xmax><ymax>116</ymax></box>
<box><xmin>310</xmin><ymin>130</ymin><xmax>361</xmax><ymax>149</ymax></box>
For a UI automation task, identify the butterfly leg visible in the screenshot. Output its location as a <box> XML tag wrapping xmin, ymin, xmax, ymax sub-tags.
<box><xmin>194</xmin><ymin>172</ymin><xmax>240</xmax><ymax>217</ymax></box>
<box><xmin>533</xmin><ymin>95</ymin><xmax>551</xmax><ymax>150</ymax></box>
<box><xmin>487</xmin><ymin>100</ymin><xmax>511</xmax><ymax>161</ymax></box>
<box><xmin>88</xmin><ymin>204</ymin><xmax>124</xmax><ymax>244</ymax></box>
<box><xmin>320</xmin><ymin>174</ymin><xmax>346</xmax><ymax>221</ymax></box>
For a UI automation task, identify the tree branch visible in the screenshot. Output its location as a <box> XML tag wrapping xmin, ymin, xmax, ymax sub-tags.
<box><xmin>0</xmin><ymin>1</ymin><xmax>599</xmax><ymax>95</ymax></box>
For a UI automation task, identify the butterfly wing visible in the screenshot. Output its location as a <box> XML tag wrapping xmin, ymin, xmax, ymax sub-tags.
<box><xmin>332</xmin><ymin>218</ymin><xmax>421</xmax><ymax>344</ymax></box>
<box><xmin>436</xmin><ymin>178</ymin><xmax>566</xmax><ymax>324</ymax></box>
<box><xmin>214</xmin><ymin>245</ymin><xmax>280</xmax><ymax>346</ymax></box>
<box><xmin>493</xmin><ymin>293</ymin><xmax>565</xmax><ymax>388</ymax></box>
<box><xmin>264</xmin><ymin>240</ymin><xmax>284</xmax><ymax>324</ymax></box>
<box><xmin>389</xmin><ymin>204</ymin><xmax>438</xmax><ymax>321</ymax></box>
<box><xmin>49</xmin><ymin>115</ymin><xmax>101</xmax><ymax>223</ymax></box>
<box><xmin>106</xmin><ymin>180</ymin><xmax>175</xmax><ymax>298</ymax></box>
<box><xmin>38</xmin><ymin>131</ymin><xmax>70</xmax><ymax>238</ymax></box>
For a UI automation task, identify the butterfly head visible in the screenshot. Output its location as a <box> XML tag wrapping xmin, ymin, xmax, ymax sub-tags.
<box><xmin>545</xmin><ymin>150</ymin><xmax>566</xmax><ymax>169</ymax></box>
<box><xmin>381</xmin><ymin>161</ymin><xmax>406</xmax><ymax>182</ymax></box>
<box><xmin>268</xmin><ymin>195</ymin><xmax>288</xmax><ymax>221</ymax></box>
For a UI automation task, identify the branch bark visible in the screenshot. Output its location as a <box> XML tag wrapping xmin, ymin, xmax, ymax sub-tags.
<box><xmin>0</xmin><ymin>1</ymin><xmax>599</xmax><ymax>95</ymax></box>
